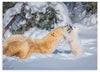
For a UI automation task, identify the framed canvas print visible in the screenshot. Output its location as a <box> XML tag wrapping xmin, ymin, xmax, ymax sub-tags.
<box><xmin>2</xmin><ymin>1</ymin><xmax>97</xmax><ymax>70</ymax></box>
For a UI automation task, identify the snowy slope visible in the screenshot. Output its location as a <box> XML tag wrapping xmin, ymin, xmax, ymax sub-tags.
<box><xmin>3</xmin><ymin>2</ymin><xmax>97</xmax><ymax>70</ymax></box>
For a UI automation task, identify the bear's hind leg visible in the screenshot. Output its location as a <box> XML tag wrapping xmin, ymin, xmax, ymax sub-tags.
<box><xmin>69</xmin><ymin>39</ymin><xmax>83</xmax><ymax>56</ymax></box>
<box><xmin>4</xmin><ymin>41</ymin><xmax>29</xmax><ymax>59</ymax></box>
<box><xmin>15</xmin><ymin>41</ymin><xmax>29</xmax><ymax>59</ymax></box>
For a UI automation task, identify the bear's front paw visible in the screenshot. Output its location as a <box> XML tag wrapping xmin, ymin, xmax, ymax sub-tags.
<box><xmin>69</xmin><ymin>52</ymin><xmax>82</xmax><ymax>56</ymax></box>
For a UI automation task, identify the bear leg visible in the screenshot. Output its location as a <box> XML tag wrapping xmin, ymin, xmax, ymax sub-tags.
<box><xmin>4</xmin><ymin>41</ymin><xmax>29</xmax><ymax>59</ymax></box>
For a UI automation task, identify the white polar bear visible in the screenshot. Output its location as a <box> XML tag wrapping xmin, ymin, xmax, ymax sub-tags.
<box><xmin>62</xmin><ymin>25</ymin><xmax>83</xmax><ymax>56</ymax></box>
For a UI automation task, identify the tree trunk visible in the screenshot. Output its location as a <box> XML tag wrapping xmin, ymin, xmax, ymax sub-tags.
<box><xmin>3</xmin><ymin>15</ymin><xmax>17</xmax><ymax>35</ymax></box>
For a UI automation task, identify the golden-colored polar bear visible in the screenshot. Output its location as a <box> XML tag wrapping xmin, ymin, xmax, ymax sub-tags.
<box><xmin>3</xmin><ymin>25</ymin><xmax>82</xmax><ymax>59</ymax></box>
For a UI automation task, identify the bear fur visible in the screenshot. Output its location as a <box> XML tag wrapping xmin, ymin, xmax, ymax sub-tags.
<box><xmin>3</xmin><ymin>25</ymin><xmax>82</xmax><ymax>59</ymax></box>
<box><xmin>62</xmin><ymin>25</ymin><xmax>83</xmax><ymax>56</ymax></box>
<box><xmin>3</xmin><ymin>26</ymin><xmax>67</xmax><ymax>59</ymax></box>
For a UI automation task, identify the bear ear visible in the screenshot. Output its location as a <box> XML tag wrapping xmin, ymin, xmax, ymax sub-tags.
<box><xmin>51</xmin><ymin>32</ymin><xmax>56</xmax><ymax>37</ymax></box>
<box><xmin>62</xmin><ymin>25</ymin><xmax>68</xmax><ymax>30</ymax></box>
<box><xmin>51</xmin><ymin>32</ymin><xmax>55</xmax><ymax>36</ymax></box>
<box><xmin>61</xmin><ymin>26</ymin><xmax>72</xmax><ymax>33</ymax></box>
<box><xmin>65</xmin><ymin>25</ymin><xmax>68</xmax><ymax>27</ymax></box>
<box><xmin>61</xmin><ymin>26</ymin><xmax>66</xmax><ymax>31</ymax></box>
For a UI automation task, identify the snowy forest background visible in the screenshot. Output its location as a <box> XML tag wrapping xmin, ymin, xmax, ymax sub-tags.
<box><xmin>3</xmin><ymin>2</ymin><xmax>97</xmax><ymax>70</ymax></box>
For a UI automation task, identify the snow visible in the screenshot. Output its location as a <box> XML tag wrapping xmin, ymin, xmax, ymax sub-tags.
<box><xmin>55</xmin><ymin>3</ymin><xmax>72</xmax><ymax>26</ymax></box>
<box><xmin>3</xmin><ymin>2</ymin><xmax>97</xmax><ymax>70</ymax></box>
<box><xmin>3</xmin><ymin>3</ymin><xmax>23</xmax><ymax>28</ymax></box>
<box><xmin>82</xmin><ymin>13</ymin><xmax>97</xmax><ymax>26</ymax></box>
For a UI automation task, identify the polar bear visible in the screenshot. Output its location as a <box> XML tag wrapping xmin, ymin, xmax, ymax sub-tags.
<box><xmin>62</xmin><ymin>25</ymin><xmax>83</xmax><ymax>56</ymax></box>
<box><xmin>3</xmin><ymin>25</ymin><xmax>82</xmax><ymax>59</ymax></box>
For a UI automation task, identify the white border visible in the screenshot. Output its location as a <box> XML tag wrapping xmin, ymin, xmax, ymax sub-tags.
<box><xmin>0</xmin><ymin>0</ymin><xmax>99</xmax><ymax>72</ymax></box>
<box><xmin>0</xmin><ymin>0</ymin><xmax>2</xmax><ymax>71</ymax></box>
<box><xmin>0</xmin><ymin>0</ymin><xmax>99</xmax><ymax>2</ymax></box>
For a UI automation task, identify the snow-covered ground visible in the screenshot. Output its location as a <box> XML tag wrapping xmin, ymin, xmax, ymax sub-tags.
<box><xmin>3</xmin><ymin>2</ymin><xmax>97</xmax><ymax>70</ymax></box>
<box><xmin>3</xmin><ymin>25</ymin><xmax>97</xmax><ymax>70</ymax></box>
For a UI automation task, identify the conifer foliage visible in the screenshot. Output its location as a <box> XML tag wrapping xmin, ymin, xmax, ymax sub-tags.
<box><xmin>3</xmin><ymin>2</ymin><xmax>62</xmax><ymax>35</ymax></box>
